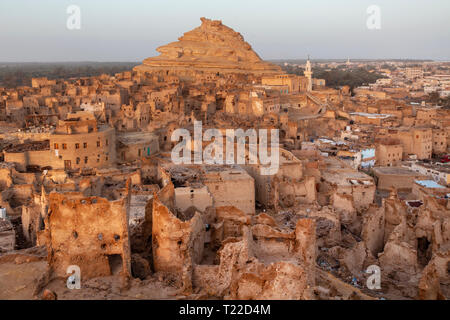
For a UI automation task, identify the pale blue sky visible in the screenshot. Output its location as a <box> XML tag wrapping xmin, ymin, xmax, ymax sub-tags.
<box><xmin>1</xmin><ymin>0</ymin><xmax>449</xmax><ymax>62</ymax></box>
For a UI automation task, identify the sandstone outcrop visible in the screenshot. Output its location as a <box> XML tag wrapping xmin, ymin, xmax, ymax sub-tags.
<box><xmin>134</xmin><ymin>17</ymin><xmax>282</xmax><ymax>76</ymax></box>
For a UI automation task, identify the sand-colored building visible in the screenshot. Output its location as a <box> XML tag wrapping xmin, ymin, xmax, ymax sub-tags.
<box><xmin>261</xmin><ymin>74</ymin><xmax>300</xmax><ymax>94</ymax></box>
<box><xmin>432</xmin><ymin>129</ymin><xmax>447</xmax><ymax>154</ymax></box>
<box><xmin>117</xmin><ymin>131</ymin><xmax>159</xmax><ymax>163</ymax></box>
<box><xmin>373</xmin><ymin>167</ymin><xmax>427</xmax><ymax>191</ymax></box>
<box><xmin>389</xmin><ymin>127</ymin><xmax>432</xmax><ymax>160</ymax></box>
<box><xmin>50</xmin><ymin>112</ymin><xmax>116</xmax><ymax>170</ymax></box>
<box><xmin>38</xmin><ymin>189</ymin><xmax>132</xmax><ymax>279</ymax></box>
<box><xmin>376</xmin><ymin>139</ymin><xmax>403</xmax><ymax>166</ymax></box>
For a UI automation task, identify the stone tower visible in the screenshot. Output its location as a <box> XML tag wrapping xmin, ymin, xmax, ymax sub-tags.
<box><xmin>304</xmin><ymin>56</ymin><xmax>313</xmax><ymax>92</ymax></box>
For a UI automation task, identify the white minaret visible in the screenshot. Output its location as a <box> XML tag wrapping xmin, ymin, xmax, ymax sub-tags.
<box><xmin>304</xmin><ymin>55</ymin><xmax>313</xmax><ymax>92</ymax></box>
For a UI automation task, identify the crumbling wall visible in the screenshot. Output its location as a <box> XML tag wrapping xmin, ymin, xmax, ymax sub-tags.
<box><xmin>304</xmin><ymin>207</ymin><xmax>341</xmax><ymax>248</ymax></box>
<box><xmin>0</xmin><ymin>167</ymin><xmax>14</xmax><ymax>191</ymax></box>
<box><xmin>0</xmin><ymin>191</ymin><xmax>14</xmax><ymax>215</ymax></box>
<box><xmin>384</xmin><ymin>192</ymin><xmax>408</xmax><ymax>243</ymax></box>
<box><xmin>415</xmin><ymin>197</ymin><xmax>450</xmax><ymax>256</ymax></box>
<box><xmin>0</xmin><ymin>184</ymin><xmax>34</xmax><ymax>215</ymax></box>
<box><xmin>192</xmin><ymin>222</ymin><xmax>316</xmax><ymax>299</ymax></box>
<box><xmin>332</xmin><ymin>193</ymin><xmax>356</xmax><ymax>224</ymax></box>
<box><xmin>21</xmin><ymin>203</ymin><xmax>42</xmax><ymax>245</ymax></box>
<box><xmin>136</xmin><ymin>177</ymin><xmax>176</xmax><ymax>262</ymax></box>
<box><xmin>245</xmin><ymin>157</ymin><xmax>314</xmax><ymax>208</ymax></box>
<box><xmin>279</xmin><ymin>176</ymin><xmax>317</xmax><ymax>205</ymax></box>
<box><xmin>8</xmin><ymin>184</ymin><xmax>34</xmax><ymax>208</ymax></box>
<box><xmin>361</xmin><ymin>204</ymin><xmax>385</xmax><ymax>257</ymax></box>
<box><xmin>379</xmin><ymin>222</ymin><xmax>418</xmax><ymax>280</ymax></box>
<box><xmin>79</xmin><ymin>176</ymin><xmax>104</xmax><ymax>197</ymax></box>
<box><xmin>175</xmin><ymin>186</ymin><xmax>213</xmax><ymax>213</ymax></box>
<box><xmin>342</xmin><ymin>242</ymin><xmax>371</xmax><ymax>277</ymax></box>
<box><xmin>204</xmin><ymin>173</ymin><xmax>255</xmax><ymax>215</ymax></box>
<box><xmin>11</xmin><ymin>170</ymin><xmax>37</xmax><ymax>186</ymax></box>
<box><xmin>22</xmin><ymin>187</ymin><xmax>48</xmax><ymax>246</ymax></box>
<box><xmin>251</xmin><ymin>223</ymin><xmax>295</xmax><ymax>260</ymax></box>
<box><xmin>0</xmin><ymin>219</ymin><xmax>15</xmax><ymax>252</ymax></box>
<box><xmin>215</xmin><ymin>206</ymin><xmax>251</xmax><ymax>241</ymax></box>
<box><xmin>38</xmin><ymin>190</ymin><xmax>132</xmax><ymax>279</ymax></box>
<box><xmin>418</xmin><ymin>252</ymin><xmax>449</xmax><ymax>300</ymax></box>
<box><xmin>248</xmin><ymin>171</ymin><xmax>278</xmax><ymax>208</ymax></box>
<box><xmin>351</xmin><ymin>184</ymin><xmax>375</xmax><ymax>211</ymax></box>
<box><xmin>294</xmin><ymin>219</ymin><xmax>316</xmax><ymax>286</ymax></box>
<box><xmin>43</xmin><ymin>170</ymin><xmax>68</xmax><ymax>185</ymax></box>
<box><xmin>233</xmin><ymin>261</ymin><xmax>309</xmax><ymax>300</ymax></box>
<box><xmin>152</xmin><ymin>195</ymin><xmax>205</xmax><ymax>276</ymax></box>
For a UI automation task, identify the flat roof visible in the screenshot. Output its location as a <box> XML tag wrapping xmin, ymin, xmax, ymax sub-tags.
<box><xmin>323</xmin><ymin>158</ymin><xmax>374</xmax><ymax>186</ymax></box>
<box><xmin>350</xmin><ymin>112</ymin><xmax>392</xmax><ymax>119</ymax></box>
<box><xmin>4</xmin><ymin>140</ymin><xmax>50</xmax><ymax>153</ymax></box>
<box><xmin>415</xmin><ymin>180</ymin><xmax>445</xmax><ymax>189</ymax></box>
<box><xmin>203</xmin><ymin>165</ymin><xmax>253</xmax><ymax>182</ymax></box>
<box><xmin>415</xmin><ymin>162</ymin><xmax>450</xmax><ymax>174</ymax></box>
<box><xmin>374</xmin><ymin>167</ymin><xmax>422</xmax><ymax>176</ymax></box>
<box><xmin>117</xmin><ymin>132</ymin><xmax>159</xmax><ymax>144</ymax></box>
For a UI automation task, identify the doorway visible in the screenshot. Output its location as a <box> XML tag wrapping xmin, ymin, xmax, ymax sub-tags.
<box><xmin>64</xmin><ymin>160</ymin><xmax>72</xmax><ymax>170</ymax></box>
<box><xmin>107</xmin><ymin>254</ymin><xmax>123</xmax><ymax>275</ymax></box>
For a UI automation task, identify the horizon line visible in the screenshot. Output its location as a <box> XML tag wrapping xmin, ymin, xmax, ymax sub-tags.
<box><xmin>1</xmin><ymin>58</ymin><xmax>448</xmax><ymax>64</ymax></box>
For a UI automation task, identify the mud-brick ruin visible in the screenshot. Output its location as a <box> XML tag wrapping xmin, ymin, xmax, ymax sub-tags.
<box><xmin>39</xmin><ymin>191</ymin><xmax>132</xmax><ymax>279</ymax></box>
<box><xmin>0</xmin><ymin>17</ymin><xmax>449</xmax><ymax>300</ymax></box>
<box><xmin>145</xmin><ymin>166</ymin><xmax>316</xmax><ymax>299</ymax></box>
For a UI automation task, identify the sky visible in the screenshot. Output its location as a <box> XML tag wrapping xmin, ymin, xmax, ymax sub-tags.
<box><xmin>1</xmin><ymin>0</ymin><xmax>450</xmax><ymax>62</ymax></box>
